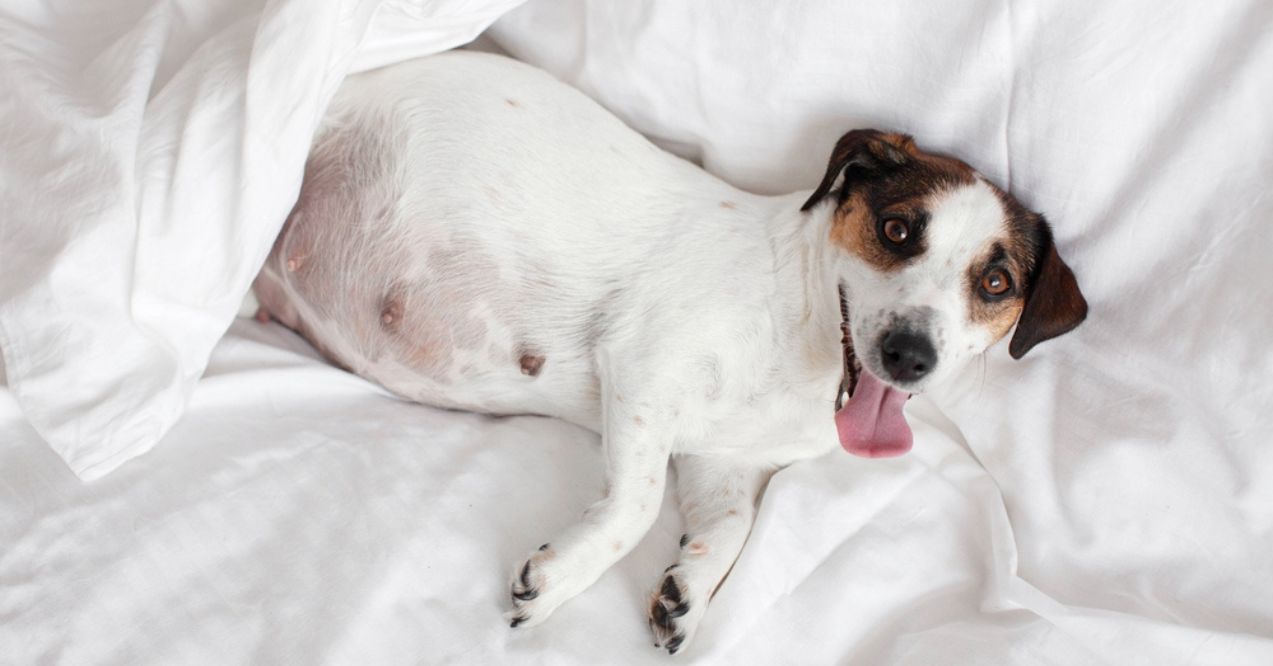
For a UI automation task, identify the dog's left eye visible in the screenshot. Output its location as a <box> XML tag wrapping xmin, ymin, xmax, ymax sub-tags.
<box><xmin>980</xmin><ymin>269</ymin><xmax>1012</xmax><ymax>297</ymax></box>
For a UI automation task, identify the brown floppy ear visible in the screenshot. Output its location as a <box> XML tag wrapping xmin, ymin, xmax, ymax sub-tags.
<box><xmin>801</xmin><ymin>129</ymin><xmax>916</xmax><ymax>211</ymax></box>
<box><xmin>1009</xmin><ymin>222</ymin><xmax>1088</xmax><ymax>359</ymax></box>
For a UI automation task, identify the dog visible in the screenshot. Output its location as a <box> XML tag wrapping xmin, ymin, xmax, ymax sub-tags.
<box><xmin>253</xmin><ymin>51</ymin><xmax>1087</xmax><ymax>654</ymax></box>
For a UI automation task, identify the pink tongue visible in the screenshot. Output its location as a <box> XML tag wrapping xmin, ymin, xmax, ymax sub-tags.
<box><xmin>835</xmin><ymin>370</ymin><xmax>913</xmax><ymax>458</ymax></box>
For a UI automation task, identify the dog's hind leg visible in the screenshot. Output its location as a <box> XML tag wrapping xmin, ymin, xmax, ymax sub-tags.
<box><xmin>507</xmin><ymin>382</ymin><xmax>675</xmax><ymax>629</ymax></box>
<box><xmin>647</xmin><ymin>456</ymin><xmax>771</xmax><ymax>655</ymax></box>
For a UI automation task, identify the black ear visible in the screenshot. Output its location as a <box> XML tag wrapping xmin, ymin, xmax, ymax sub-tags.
<box><xmin>800</xmin><ymin>129</ymin><xmax>915</xmax><ymax>212</ymax></box>
<box><xmin>1009</xmin><ymin>221</ymin><xmax>1088</xmax><ymax>359</ymax></box>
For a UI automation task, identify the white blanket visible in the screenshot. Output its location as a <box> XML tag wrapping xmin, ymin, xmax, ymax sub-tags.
<box><xmin>2</xmin><ymin>0</ymin><xmax>1272</xmax><ymax>663</ymax></box>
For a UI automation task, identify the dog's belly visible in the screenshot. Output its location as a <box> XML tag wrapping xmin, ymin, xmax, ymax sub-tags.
<box><xmin>251</xmin><ymin>107</ymin><xmax>609</xmax><ymax>426</ymax></box>
<box><xmin>255</xmin><ymin>202</ymin><xmax>602</xmax><ymax>426</ymax></box>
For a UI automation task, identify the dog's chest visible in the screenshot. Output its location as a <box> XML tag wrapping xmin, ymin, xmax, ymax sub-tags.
<box><xmin>668</xmin><ymin>352</ymin><xmax>841</xmax><ymax>464</ymax></box>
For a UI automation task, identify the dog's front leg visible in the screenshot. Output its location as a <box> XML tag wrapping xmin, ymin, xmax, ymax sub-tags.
<box><xmin>648</xmin><ymin>455</ymin><xmax>771</xmax><ymax>655</ymax></box>
<box><xmin>508</xmin><ymin>386</ymin><xmax>673</xmax><ymax>628</ymax></box>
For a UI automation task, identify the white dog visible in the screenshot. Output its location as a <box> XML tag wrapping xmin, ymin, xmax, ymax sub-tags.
<box><xmin>253</xmin><ymin>51</ymin><xmax>1087</xmax><ymax>654</ymax></box>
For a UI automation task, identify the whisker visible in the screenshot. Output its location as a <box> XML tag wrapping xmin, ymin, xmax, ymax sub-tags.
<box><xmin>977</xmin><ymin>350</ymin><xmax>988</xmax><ymax>397</ymax></box>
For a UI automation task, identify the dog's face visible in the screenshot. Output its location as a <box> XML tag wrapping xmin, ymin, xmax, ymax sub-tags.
<box><xmin>804</xmin><ymin>130</ymin><xmax>1088</xmax><ymax>394</ymax></box>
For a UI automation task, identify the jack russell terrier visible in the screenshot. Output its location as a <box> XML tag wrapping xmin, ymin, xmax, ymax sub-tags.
<box><xmin>253</xmin><ymin>51</ymin><xmax>1087</xmax><ymax>655</ymax></box>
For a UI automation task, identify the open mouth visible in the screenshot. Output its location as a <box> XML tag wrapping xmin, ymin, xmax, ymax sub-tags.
<box><xmin>834</xmin><ymin>287</ymin><xmax>914</xmax><ymax>458</ymax></box>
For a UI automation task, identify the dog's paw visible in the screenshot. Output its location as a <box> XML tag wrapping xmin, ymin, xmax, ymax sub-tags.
<box><xmin>648</xmin><ymin>565</ymin><xmax>708</xmax><ymax>655</ymax></box>
<box><xmin>507</xmin><ymin>543</ymin><xmax>589</xmax><ymax>629</ymax></box>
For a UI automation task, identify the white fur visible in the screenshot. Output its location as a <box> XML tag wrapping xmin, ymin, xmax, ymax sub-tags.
<box><xmin>252</xmin><ymin>51</ymin><xmax>1012</xmax><ymax>654</ymax></box>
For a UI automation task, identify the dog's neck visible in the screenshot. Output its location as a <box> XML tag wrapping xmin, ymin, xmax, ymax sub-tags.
<box><xmin>757</xmin><ymin>193</ymin><xmax>844</xmax><ymax>387</ymax></box>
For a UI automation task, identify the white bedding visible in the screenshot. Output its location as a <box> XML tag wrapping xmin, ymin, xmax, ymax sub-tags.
<box><xmin>3</xmin><ymin>0</ymin><xmax>1272</xmax><ymax>664</ymax></box>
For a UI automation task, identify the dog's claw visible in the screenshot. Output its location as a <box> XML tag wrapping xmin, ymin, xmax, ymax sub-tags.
<box><xmin>666</xmin><ymin>635</ymin><xmax>684</xmax><ymax>654</ymax></box>
<box><xmin>510</xmin><ymin>615</ymin><xmax>527</xmax><ymax>628</ymax></box>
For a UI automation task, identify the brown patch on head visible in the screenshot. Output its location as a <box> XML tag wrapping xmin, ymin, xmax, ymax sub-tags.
<box><xmin>519</xmin><ymin>353</ymin><xmax>544</xmax><ymax>377</ymax></box>
<box><xmin>813</xmin><ymin>129</ymin><xmax>976</xmax><ymax>272</ymax></box>
<box><xmin>967</xmin><ymin>184</ymin><xmax>1088</xmax><ymax>355</ymax></box>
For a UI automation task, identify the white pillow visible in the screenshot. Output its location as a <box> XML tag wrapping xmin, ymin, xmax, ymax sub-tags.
<box><xmin>0</xmin><ymin>0</ymin><xmax>526</xmax><ymax>480</ymax></box>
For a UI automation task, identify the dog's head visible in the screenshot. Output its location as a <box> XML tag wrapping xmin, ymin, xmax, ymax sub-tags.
<box><xmin>802</xmin><ymin>129</ymin><xmax>1087</xmax><ymax>457</ymax></box>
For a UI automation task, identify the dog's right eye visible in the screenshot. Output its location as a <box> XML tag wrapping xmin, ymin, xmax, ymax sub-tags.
<box><xmin>980</xmin><ymin>268</ymin><xmax>1013</xmax><ymax>298</ymax></box>
<box><xmin>882</xmin><ymin>218</ymin><xmax>910</xmax><ymax>244</ymax></box>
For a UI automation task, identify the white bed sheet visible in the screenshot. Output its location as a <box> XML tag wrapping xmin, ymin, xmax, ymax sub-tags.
<box><xmin>3</xmin><ymin>0</ymin><xmax>1273</xmax><ymax>664</ymax></box>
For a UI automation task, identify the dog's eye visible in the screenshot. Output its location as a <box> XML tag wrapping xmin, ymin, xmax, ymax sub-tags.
<box><xmin>882</xmin><ymin>218</ymin><xmax>909</xmax><ymax>244</ymax></box>
<box><xmin>980</xmin><ymin>269</ymin><xmax>1012</xmax><ymax>297</ymax></box>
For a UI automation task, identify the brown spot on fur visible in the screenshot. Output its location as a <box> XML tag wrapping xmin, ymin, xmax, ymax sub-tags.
<box><xmin>505</xmin><ymin>98</ymin><xmax>520</xmax><ymax>107</ymax></box>
<box><xmin>719</xmin><ymin>201</ymin><xmax>736</xmax><ymax>209</ymax></box>
<box><xmin>613</xmin><ymin>540</ymin><xmax>623</xmax><ymax>552</ymax></box>
<box><xmin>983</xmin><ymin>301</ymin><xmax>1023</xmax><ymax>341</ymax></box>
<box><xmin>648</xmin><ymin>476</ymin><xmax>657</xmax><ymax>487</ymax></box>
<box><xmin>519</xmin><ymin>353</ymin><xmax>544</xmax><ymax>376</ymax></box>
<box><xmin>633</xmin><ymin>414</ymin><xmax>645</xmax><ymax>426</ymax></box>
<box><xmin>687</xmin><ymin>541</ymin><xmax>709</xmax><ymax>555</ymax></box>
<box><xmin>727</xmin><ymin>509</ymin><xmax>739</xmax><ymax>516</ymax></box>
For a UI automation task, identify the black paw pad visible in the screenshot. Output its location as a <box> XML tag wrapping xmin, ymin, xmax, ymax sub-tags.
<box><xmin>665</xmin><ymin>635</ymin><xmax>684</xmax><ymax>654</ymax></box>
<box><xmin>660</xmin><ymin>575</ymin><xmax>682</xmax><ymax>604</ymax></box>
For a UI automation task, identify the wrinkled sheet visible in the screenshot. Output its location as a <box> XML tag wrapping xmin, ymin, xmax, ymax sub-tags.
<box><xmin>3</xmin><ymin>0</ymin><xmax>1273</xmax><ymax>664</ymax></box>
<box><xmin>0</xmin><ymin>0</ymin><xmax>522</xmax><ymax>480</ymax></box>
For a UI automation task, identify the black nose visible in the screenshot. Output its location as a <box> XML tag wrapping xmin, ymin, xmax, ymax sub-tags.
<box><xmin>880</xmin><ymin>331</ymin><xmax>937</xmax><ymax>383</ymax></box>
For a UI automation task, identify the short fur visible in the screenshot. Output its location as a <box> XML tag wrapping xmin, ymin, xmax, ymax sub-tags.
<box><xmin>254</xmin><ymin>52</ymin><xmax>1086</xmax><ymax>654</ymax></box>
